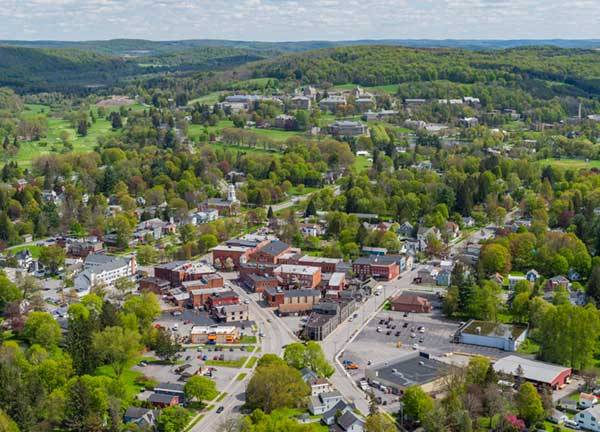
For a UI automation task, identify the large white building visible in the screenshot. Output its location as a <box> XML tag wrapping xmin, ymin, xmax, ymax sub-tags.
<box><xmin>576</xmin><ymin>405</ymin><xmax>600</xmax><ymax>431</ymax></box>
<box><xmin>74</xmin><ymin>253</ymin><xmax>137</xmax><ymax>297</ymax></box>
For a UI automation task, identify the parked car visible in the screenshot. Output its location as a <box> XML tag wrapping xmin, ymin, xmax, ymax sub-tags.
<box><xmin>564</xmin><ymin>419</ymin><xmax>579</xmax><ymax>430</ymax></box>
<box><xmin>216</xmin><ymin>406</ymin><xmax>224</xmax><ymax>414</ymax></box>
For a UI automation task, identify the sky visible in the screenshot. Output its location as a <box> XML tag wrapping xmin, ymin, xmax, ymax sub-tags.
<box><xmin>0</xmin><ymin>0</ymin><xmax>599</xmax><ymax>41</ymax></box>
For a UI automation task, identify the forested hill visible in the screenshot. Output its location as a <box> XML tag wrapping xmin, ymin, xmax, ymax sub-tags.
<box><xmin>2</xmin><ymin>38</ymin><xmax>599</xmax><ymax>56</ymax></box>
<box><xmin>0</xmin><ymin>45</ymin><xmax>272</xmax><ymax>92</ymax></box>
<box><xmin>247</xmin><ymin>45</ymin><xmax>600</xmax><ymax>97</ymax></box>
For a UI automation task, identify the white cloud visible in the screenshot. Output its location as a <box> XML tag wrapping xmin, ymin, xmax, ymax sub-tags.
<box><xmin>0</xmin><ymin>0</ymin><xmax>598</xmax><ymax>40</ymax></box>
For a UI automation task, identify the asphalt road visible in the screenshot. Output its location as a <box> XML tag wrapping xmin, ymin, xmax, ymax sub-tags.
<box><xmin>189</xmin><ymin>275</ymin><xmax>297</xmax><ymax>432</ymax></box>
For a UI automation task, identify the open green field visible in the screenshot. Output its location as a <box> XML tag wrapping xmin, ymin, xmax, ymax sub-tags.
<box><xmin>204</xmin><ymin>357</ymin><xmax>248</xmax><ymax>368</ymax></box>
<box><xmin>7</xmin><ymin>104</ymin><xmax>138</xmax><ymax>167</ymax></box>
<box><xmin>94</xmin><ymin>357</ymin><xmax>147</xmax><ymax>403</ymax></box>
<box><xmin>250</xmin><ymin>127</ymin><xmax>302</xmax><ymax>142</ymax></box>
<box><xmin>354</xmin><ymin>155</ymin><xmax>372</xmax><ymax>172</ymax></box>
<box><xmin>6</xmin><ymin>244</ymin><xmax>42</xmax><ymax>258</ymax></box>
<box><xmin>230</xmin><ymin>78</ymin><xmax>278</xmax><ymax>90</ymax></box>
<box><xmin>331</xmin><ymin>83</ymin><xmax>398</xmax><ymax>94</ymax></box>
<box><xmin>187</xmin><ymin>91</ymin><xmax>225</xmax><ymax>106</ymax></box>
<box><xmin>537</xmin><ymin>158</ymin><xmax>600</xmax><ymax>170</ymax></box>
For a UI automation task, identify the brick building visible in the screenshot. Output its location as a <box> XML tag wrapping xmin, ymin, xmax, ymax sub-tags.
<box><xmin>154</xmin><ymin>261</ymin><xmax>216</xmax><ymax>286</ymax></box>
<box><xmin>273</xmin><ymin>264</ymin><xmax>322</xmax><ymax>289</ymax></box>
<box><xmin>189</xmin><ymin>287</ymin><xmax>230</xmax><ymax>308</ymax></box>
<box><xmin>250</xmin><ymin>240</ymin><xmax>292</xmax><ymax>264</ymax></box>
<box><xmin>390</xmin><ymin>294</ymin><xmax>432</xmax><ymax>313</ymax></box>
<box><xmin>139</xmin><ymin>277</ymin><xmax>171</xmax><ymax>294</ymax></box>
<box><xmin>298</xmin><ymin>255</ymin><xmax>342</xmax><ymax>273</ymax></box>
<box><xmin>263</xmin><ymin>288</ymin><xmax>322</xmax><ymax>315</ymax></box>
<box><xmin>352</xmin><ymin>256</ymin><xmax>402</xmax><ymax>281</ymax></box>
<box><xmin>205</xmin><ymin>290</ymin><xmax>239</xmax><ymax>309</ymax></box>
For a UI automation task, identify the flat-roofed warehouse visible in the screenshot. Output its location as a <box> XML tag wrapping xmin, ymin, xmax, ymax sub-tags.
<box><xmin>493</xmin><ymin>355</ymin><xmax>572</xmax><ymax>390</ymax></box>
<box><xmin>365</xmin><ymin>352</ymin><xmax>447</xmax><ymax>395</ymax></box>
<box><xmin>454</xmin><ymin>319</ymin><xmax>528</xmax><ymax>351</ymax></box>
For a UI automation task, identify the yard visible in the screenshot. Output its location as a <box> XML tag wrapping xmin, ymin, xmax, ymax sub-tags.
<box><xmin>354</xmin><ymin>155</ymin><xmax>372</xmax><ymax>172</ymax></box>
<box><xmin>204</xmin><ymin>357</ymin><xmax>248</xmax><ymax>368</ymax></box>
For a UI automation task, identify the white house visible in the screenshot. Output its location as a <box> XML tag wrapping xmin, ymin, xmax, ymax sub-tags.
<box><xmin>579</xmin><ymin>393</ymin><xmax>598</xmax><ymax>410</ymax></box>
<box><xmin>508</xmin><ymin>274</ymin><xmax>527</xmax><ymax>289</ymax></box>
<box><xmin>308</xmin><ymin>390</ymin><xmax>343</xmax><ymax>415</ymax></box>
<box><xmin>576</xmin><ymin>405</ymin><xmax>600</xmax><ymax>432</ymax></box>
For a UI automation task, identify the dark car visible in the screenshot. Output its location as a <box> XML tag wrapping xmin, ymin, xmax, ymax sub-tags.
<box><xmin>403</xmin><ymin>322</ymin><xmax>409</xmax><ymax>328</ymax></box>
<box><xmin>395</xmin><ymin>331</ymin><xmax>401</xmax><ymax>337</ymax></box>
<box><xmin>386</xmin><ymin>331</ymin><xmax>391</xmax><ymax>336</ymax></box>
<box><xmin>216</xmin><ymin>406</ymin><xmax>224</xmax><ymax>414</ymax></box>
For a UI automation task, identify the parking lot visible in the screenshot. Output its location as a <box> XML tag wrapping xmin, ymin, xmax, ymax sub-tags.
<box><xmin>133</xmin><ymin>345</ymin><xmax>247</xmax><ymax>395</ymax></box>
<box><xmin>341</xmin><ymin>308</ymin><xmax>509</xmax><ymax>387</ymax></box>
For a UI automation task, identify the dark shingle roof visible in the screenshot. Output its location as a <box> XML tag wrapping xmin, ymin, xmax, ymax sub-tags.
<box><xmin>258</xmin><ymin>240</ymin><xmax>290</xmax><ymax>257</ymax></box>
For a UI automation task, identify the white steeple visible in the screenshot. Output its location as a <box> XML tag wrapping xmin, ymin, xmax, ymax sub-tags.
<box><xmin>227</xmin><ymin>184</ymin><xmax>238</xmax><ymax>202</ymax></box>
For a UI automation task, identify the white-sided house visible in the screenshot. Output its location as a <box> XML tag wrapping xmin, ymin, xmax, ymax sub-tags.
<box><xmin>308</xmin><ymin>390</ymin><xmax>343</xmax><ymax>415</ymax></box>
<box><xmin>576</xmin><ymin>405</ymin><xmax>600</xmax><ymax>432</ymax></box>
<box><xmin>526</xmin><ymin>269</ymin><xmax>540</xmax><ymax>283</ymax></box>
<box><xmin>508</xmin><ymin>274</ymin><xmax>527</xmax><ymax>289</ymax></box>
<box><xmin>191</xmin><ymin>209</ymin><xmax>219</xmax><ymax>225</ymax></box>
<box><xmin>308</xmin><ymin>377</ymin><xmax>333</xmax><ymax>396</ymax></box>
<box><xmin>74</xmin><ymin>254</ymin><xmax>136</xmax><ymax>297</ymax></box>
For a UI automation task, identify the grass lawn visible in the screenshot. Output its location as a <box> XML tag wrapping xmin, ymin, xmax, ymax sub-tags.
<box><xmin>230</xmin><ymin>77</ymin><xmax>277</xmax><ymax>90</ymax></box>
<box><xmin>187</xmin><ymin>91</ymin><xmax>225</xmax><ymax>106</ymax></box>
<box><xmin>94</xmin><ymin>357</ymin><xmax>145</xmax><ymax>403</ymax></box>
<box><xmin>245</xmin><ymin>356</ymin><xmax>258</xmax><ymax>369</ymax></box>
<box><xmin>250</xmin><ymin>127</ymin><xmax>302</xmax><ymax>142</ymax></box>
<box><xmin>517</xmin><ymin>338</ymin><xmax>540</xmax><ymax>355</ymax></box>
<box><xmin>236</xmin><ymin>373</ymin><xmax>247</xmax><ymax>381</ymax></box>
<box><xmin>205</xmin><ymin>357</ymin><xmax>248</xmax><ymax>368</ymax></box>
<box><xmin>331</xmin><ymin>82</ymin><xmax>398</xmax><ymax>94</ymax></box>
<box><xmin>537</xmin><ymin>158</ymin><xmax>600</xmax><ymax>170</ymax></box>
<box><xmin>10</xmin><ymin>106</ymin><xmax>120</xmax><ymax>167</ymax></box>
<box><xmin>239</xmin><ymin>335</ymin><xmax>257</xmax><ymax>344</ymax></box>
<box><xmin>203</xmin><ymin>141</ymin><xmax>280</xmax><ymax>155</ymax></box>
<box><xmin>215</xmin><ymin>392</ymin><xmax>228</xmax><ymax>402</ymax></box>
<box><xmin>288</xmin><ymin>185</ymin><xmax>319</xmax><ymax>196</ymax></box>
<box><xmin>6</xmin><ymin>244</ymin><xmax>43</xmax><ymax>258</ymax></box>
<box><xmin>354</xmin><ymin>155</ymin><xmax>372</xmax><ymax>172</ymax></box>
<box><xmin>184</xmin><ymin>414</ymin><xmax>205</xmax><ymax>432</ymax></box>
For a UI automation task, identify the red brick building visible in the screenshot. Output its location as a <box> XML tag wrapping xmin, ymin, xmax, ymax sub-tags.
<box><xmin>139</xmin><ymin>277</ymin><xmax>171</xmax><ymax>294</ymax></box>
<box><xmin>263</xmin><ymin>288</ymin><xmax>321</xmax><ymax>315</ymax></box>
<box><xmin>242</xmin><ymin>273</ymin><xmax>279</xmax><ymax>293</ymax></box>
<box><xmin>273</xmin><ymin>264</ymin><xmax>322</xmax><ymax>289</ymax></box>
<box><xmin>211</xmin><ymin>245</ymin><xmax>252</xmax><ymax>270</ymax></box>
<box><xmin>190</xmin><ymin>287</ymin><xmax>230</xmax><ymax>308</ymax></box>
<box><xmin>352</xmin><ymin>256</ymin><xmax>400</xmax><ymax>281</ymax></box>
<box><xmin>390</xmin><ymin>294</ymin><xmax>432</xmax><ymax>313</ymax></box>
<box><xmin>298</xmin><ymin>255</ymin><xmax>341</xmax><ymax>273</ymax></box>
<box><xmin>154</xmin><ymin>261</ymin><xmax>216</xmax><ymax>286</ymax></box>
<box><xmin>250</xmin><ymin>240</ymin><xmax>292</xmax><ymax>264</ymax></box>
<box><xmin>205</xmin><ymin>290</ymin><xmax>239</xmax><ymax>309</ymax></box>
<box><xmin>181</xmin><ymin>274</ymin><xmax>224</xmax><ymax>292</ymax></box>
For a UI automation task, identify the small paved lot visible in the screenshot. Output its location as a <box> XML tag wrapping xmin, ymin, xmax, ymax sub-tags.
<box><xmin>133</xmin><ymin>346</ymin><xmax>245</xmax><ymax>393</ymax></box>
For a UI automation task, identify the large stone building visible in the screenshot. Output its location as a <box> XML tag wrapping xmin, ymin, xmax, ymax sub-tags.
<box><xmin>273</xmin><ymin>264</ymin><xmax>322</xmax><ymax>289</ymax></box>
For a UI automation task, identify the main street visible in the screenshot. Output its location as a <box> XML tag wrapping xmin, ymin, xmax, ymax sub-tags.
<box><xmin>321</xmin><ymin>268</ymin><xmax>418</xmax><ymax>414</ymax></box>
<box><xmin>190</xmin><ymin>274</ymin><xmax>297</xmax><ymax>432</ymax></box>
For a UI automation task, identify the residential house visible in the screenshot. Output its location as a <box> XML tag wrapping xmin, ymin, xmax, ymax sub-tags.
<box><xmin>462</xmin><ymin>217</ymin><xmax>476</xmax><ymax>228</ymax></box>
<box><xmin>459</xmin><ymin>117</ymin><xmax>479</xmax><ymax>128</ymax></box>
<box><xmin>575</xmin><ymin>405</ymin><xmax>600</xmax><ymax>432</ymax></box>
<box><xmin>397</xmin><ymin>221</ymin><xmax>415</xmax><ymax>238</ymax></box>
<box><xmin>508</xmin><ymin>274</ymin><xmax>527</xmax><ymax>289</ymax></box>
<box><xmin>546</xmin><ymin>275</ymin><xmax>570</xmax><ymax>292</ymax></box>
<box><xmin>580</xmin><ymin>393</ymin><xmax>598</xmax><ymax>410</ymax></box>
<box><xmin>417</xmin><ymin>226</ymin><xmax>441</xmax><ymax>251</ymax></box>
<box><xmin>190</xmin><ymin>209</ymin><xmax>219</xmax><ymax>225</ymax></box>
<box><xmin>14</xmin><ymin>250</ymin><xmax>33</xmax><ymax>271</ymax></box>
<box><xmin>68</xmin><ymin>237</ymin><xmax>104</xmax><ymax>258</ymax></box>
<box><xmin>526</xmin><ymin>269</ymin><xmax>540</xmax><ymax>283</ymax></box>
<box><xmin>436</xmin><ymin>269</ymin><xmax>452</xmax><ymax>286</ymax></box>
<box><xmin>123</xmin><ymin>407</ymin><xmax>158</xmax><ymax>428</ymax></box>
<box><xmin>445</xmin><ymin>222</ymin><xmax>460</xmax><ymax>240</ymax></box>
<box><xmin>148</xmin><ymin>393</ymin><xmax>179</xmax><ymax>408</ymax></box>
<box><xmin>308</xmin><ymin>390</ymin><xmax>343</xmax><ymax>415</ymax></box>
<box><xmin>291</xmin><ymin>95</ymin><xmax>311</xmax><ymax>109</ymax></box>
<box><xmin>333</xmin><ymin>411</ymin><xmax>365</xmax><ymax>432</ymax></box>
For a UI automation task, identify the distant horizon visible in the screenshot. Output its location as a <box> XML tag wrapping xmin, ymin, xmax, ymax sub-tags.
<box><xmin>1</xmin><ymin>1</ymin><xmax>599</xmax><ymax>41</ymax></box>
<box><xmin>2</xmin><ymin>37</ymin><xmax>600</xmax><ymax>43</ymax></box>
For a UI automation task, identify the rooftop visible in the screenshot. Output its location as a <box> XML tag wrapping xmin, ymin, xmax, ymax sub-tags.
<box><xmin>274</xmin><ymin>264</ymin><xmax>320</xmax><ymax>275</ymax></box>
<box><xmin>460</xmin><ymin>320</ymin><xmax>528</xmax><ymax>340</ymax></box>
<box><xmin>368</xmin><ymin>352</ymin><xmax>446</xmax><ymax>388</ymax></box>
<box><xmin>493</xmin><ymin>355</ymin><xmax>571</xmax><ymax>385</ymax></box>
<box><xmin>257</xmin><ymin>240</ymin><xmax>290</xmax><ymax>257</ymax></box>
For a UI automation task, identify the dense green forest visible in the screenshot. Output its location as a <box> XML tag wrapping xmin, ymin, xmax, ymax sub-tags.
<box><xmin>249</xmin><ymin>46</ymin><xmax>600</xmax><ymax>96</ymax></box>
<box><xmin>0</xmin><ymin>45</ymin><xmax>273</xmax><ymax>92</ymax></box>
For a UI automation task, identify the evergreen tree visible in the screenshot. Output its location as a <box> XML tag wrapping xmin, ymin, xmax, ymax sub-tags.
<box><xmin>77</xmin><ymin>120</ymin><xmax>88</xmax><ymax>136</ymax></box>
